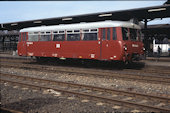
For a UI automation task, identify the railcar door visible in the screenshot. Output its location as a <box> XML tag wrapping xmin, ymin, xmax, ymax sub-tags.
<box><xmin>100</xmin><ymin>28</ymin><xmax>112</xmax><ymax>60</ymax></box>
<box><xmin>18</xmin><ymin>32</ymin><xmax>27</xmax><ymax>56</ymax></box>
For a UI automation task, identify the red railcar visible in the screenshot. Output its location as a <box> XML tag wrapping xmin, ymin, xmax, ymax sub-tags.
<box><xmin>18</xmin><ymin>21</ymin><xmax>144</xmax><ymax>62</ymax></box>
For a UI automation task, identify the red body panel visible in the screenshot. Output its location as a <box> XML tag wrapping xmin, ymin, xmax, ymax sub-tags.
<box><xmin>18</xmin><ymin>27</ymin><xmax>144</xmax><ymax>62</ymax></box>
<box><xmin>26</xmin><ymin>41</ymin><xmax>101</xmax><ymax>59</ymax></box>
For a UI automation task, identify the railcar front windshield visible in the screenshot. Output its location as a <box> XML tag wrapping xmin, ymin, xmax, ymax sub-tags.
<box><xmin>122</xmin><ymin>28</ymin><xmax>129</xmax><ymax>40</ymax></box>
<box><xmin>122</xmin><ymin>27</ymin><xmax>141</xmax><ymax>41</ymax></box>
<box><xmin>130</xmin><ymin>29</ymin><xmax>137</xmax><ymax>41</ymax></box>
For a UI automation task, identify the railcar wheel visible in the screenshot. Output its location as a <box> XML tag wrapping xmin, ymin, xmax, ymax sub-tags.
<box><xmin>114</xmin><ymin>61</ymin><xmax>125</xmax><ymax>69</ymax></box>
<box><xmin>36</xmin><ymin>57</ymin><xmax>49</xmax><ymax>62</ymax></box>
<box><xmin>36</xmin><ymin>57</ymin><xmax>41</xmax><ymax>62</ymax></box>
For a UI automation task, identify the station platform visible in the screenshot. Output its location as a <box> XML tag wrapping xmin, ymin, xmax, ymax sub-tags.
<box><xmin>0</xmin><ymin>51</ymin><xmax>30</xmax><ymax>59</ymax></box>
<box><xmin>146</xmin><ymin>57</ymin><xmax>170</xmax><ymax>62</ymax></box>
<box><xmin>142</xmin><ymin>57</ymin><xmax>170</xmax><ymax>67</ymax></box>
<box><xmin>0</xmin><ymin>51</ymin><xmax>170</xmax><ymax>67</ymax></box>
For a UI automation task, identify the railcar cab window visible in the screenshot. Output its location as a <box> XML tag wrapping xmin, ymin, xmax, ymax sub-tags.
<box><xmin>82</xmin><ymin>29</ymin><xmax>98</xmax><ymax>41</ymax></box>
<box><xmin>28</xmin><ymin>32</ymin><xmax>39</xmax><ymax>41</ymax></box>
<box><xmin>39</xmin><ymin>31</ymin><xmax>51</xmax><ymax>41</ymax></box>
<box><xmin>129</xmin><ymin>28</ymin><xmax>138</xmax><ymax>41</ymax></box>
<box><xmin>122</xmin><ymin>28</ymin><xmax>129</xmax><ymax>40</ymax></box>
<box><xmin>67</xmin><ymin>30</ymin><xmax>80</xmax><ymax>41</ymax></box>
<box><xmin>53</xmin><ymin>31</ymin><xmax>65</xmax><ymax>41</ymax></box>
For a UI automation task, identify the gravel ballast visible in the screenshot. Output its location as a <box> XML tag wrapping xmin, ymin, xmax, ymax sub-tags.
<box><xmin>1</xmin><ymin>60</ymin><xmax>170</xmax><ymax>112</ymax></box>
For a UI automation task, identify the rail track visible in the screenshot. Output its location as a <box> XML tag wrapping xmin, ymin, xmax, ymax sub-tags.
<box><xmin>0</xmin><ymin>107</ymin><xmax>23</xmax><ymax>113</ymax></box>
<box><xmin>1</xmin><ymin>61</ymin><xmax>170</xmax><ymax>85</ymax></box>
<box><xmin>1</xmin><ymin>56</ymin><xmax>170</xmax><ymax>76</ymax></box>
<box><xmin>1</xmin><ymin>73</ymin><xmax>170</xmax><ymax>112</ymax></box>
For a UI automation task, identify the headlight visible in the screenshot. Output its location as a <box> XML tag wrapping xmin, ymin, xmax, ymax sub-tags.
<box><xmin>124</xmin><ymin>45</ymin><xmax>127</xmax><ymax>51</ymax></box>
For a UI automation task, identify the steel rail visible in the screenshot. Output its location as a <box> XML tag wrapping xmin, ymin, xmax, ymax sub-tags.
<box><xmin>0</xmin><ymin>56</ymin><xmax>31</xmax><ymax>60</ymax></box>
<box><xmin>124</xmin><ymin>68</ymin><xmax>170</xmax><ymax>75</ymax></box>
<box><xmin>0</xmin><ymin>107</ymin><xmax>23</xmax><ymax>113</ymax></box>
<box><xmin>1</xmin><ymin>73</ymin><xmax>170</xmax><ymax>102</ymax></box>
<box><xmin>1</xmin><ymin>63</ymin><xmax>170</xmax><ymax>84</ymax></box>
<box><xmin>1</xmin><ymin>57</ymin><xmax>170</xmax><ymax>75</ymax></box>
<box><xmin>1</xmin><ymin>56</ymin><xmax>170</xmax><ymax>73</ymax></box>
<box><xmin>1</xmin><ymin>78</ymin><xmax>170</xmax><ymax>112</ymax></box>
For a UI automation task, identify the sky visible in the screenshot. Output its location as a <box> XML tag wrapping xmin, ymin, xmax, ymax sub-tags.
<box><xmin>0</xmin><ymin>1</ymin><xmax>169</xmax><ymax>25</ymax></box>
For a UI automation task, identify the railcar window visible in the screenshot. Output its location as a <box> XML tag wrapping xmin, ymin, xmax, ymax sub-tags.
<box><xmin>53</xmin><ymin>34</ymin><xmax>65</xmax><ymax>41</ymax></box>
<box><xmin>24</xmin><ymin>33</ymin><xmax>27</xmax><ymax>41</ymax></box>
<box><xmin>67</xmin><ymin>34</ymin><xmax>80</xmax><ymax>41</ymax></box>
<box><xmin>53</xmin><ymin>31</ymin><xmax>58</xmax><ymax>34</ymax></box>
<box><xmin>130</xmin><ymin>29</ymin><xmax>137</xmax><ymax>41</ymax></box>
<box><xmin>102</xmin><ymin>29</ymin><xmax>106</xmax><ymax>40</ymax></box>
<box><xmin>83</xmin><ymin>33</ymin><xmax>98</xmax><ymax>41</ymax></box>
<box><xmin>91</xmin><ymin>29</ymin><xmax>97</xmax><ymax>32</ymax></box>
<box><xmin>28</xmin><ymin>35</ymin><xmax>39</xmax><ymax>41</ymax></box>
<box><xmin>21</xmin><ymin>33</ymin><xmax>24</xmax><ymax>41</ymax></box>
<box><xmin>22</xmin><ymin>33</ymin><xmax>24</xmax><ymax>41</ymax></box>
<box><xmin>46</xmin><ymin>31</ymin><xmax>51</xmax><ymax>34</ymax></box>
<box><xmin>59</xmin><ymin>31</ymin><xmax>64</xmax><ymax>33</ymax></box>
<box><xmin>122</xmin><ymin>28</ymin><xmax>129</xmax><ymax>40</ymax></box>
<box><xmin>34</xmin><ymin>32</ymin><xmax>38</xmax><ymax>34</ymax></box>
<box><xmin>107</xmin><ymin>29</ymin><xmax>110</xmax><ymax>40</ymax></box>
<box><xmin>23</xmin><ymin>33</ymin><xmax>25</xmax><ymax>41</ymax></box>
<box><xmin>83</xmin><ymin>30</ymin><xmax>89</xmax><ymax>32</ymax></box>
<box><xmin>113</xmin><ymin>28</ymin><xmax>117</xmax><ymax>40</ymax></box>
<box><xmin>74</xmin><ymin>30</ymin><xmax>80</xmax><ymax>33</ymax></box>
<box><xmin>40</xmin><ymin>35</ymin><xmax>51</xmax><ymax>41</ymax></box>
<box><xmin>67</xmin><ymin>30</ymin><xmax>72</xmax><ymax>33</ymax></box>
<box><xmin>28</xmin><ymin>32</ymin><xmax>33</xmax><ymax>34</ymax></box>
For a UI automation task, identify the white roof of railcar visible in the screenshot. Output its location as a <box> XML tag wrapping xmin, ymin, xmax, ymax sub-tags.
<box><xmin>20</xmin><ymin>21</ymin><xmax>141</xmax><ymax>32</ymax></box>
